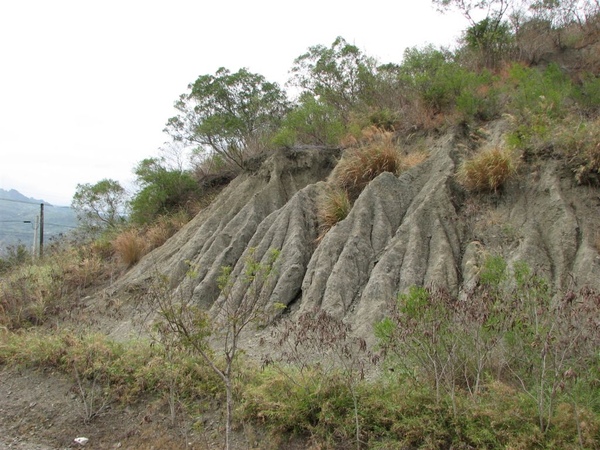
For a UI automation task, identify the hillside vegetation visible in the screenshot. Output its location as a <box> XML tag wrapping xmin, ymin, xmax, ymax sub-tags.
<box><xmin>2</xmin><ymin>2</ymin><xmax>600</xmax><ymax>449</ymax></box>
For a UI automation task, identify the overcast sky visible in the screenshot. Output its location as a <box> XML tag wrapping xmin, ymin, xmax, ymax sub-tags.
<box><xmin>0</xmin><ymin>0</ymin><xmax>467</xmax><ymax>206</ymax></box>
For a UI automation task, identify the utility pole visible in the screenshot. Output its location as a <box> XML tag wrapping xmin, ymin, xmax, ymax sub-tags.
<box><xmin>33</xmin><ymin>217</ymin><xmax>39</xmax><ymax>257</ymax></box>
<box><xmin>39</xmin><ymin>203</ymin><xmax>44</xmax><ymax>258</ymax></box>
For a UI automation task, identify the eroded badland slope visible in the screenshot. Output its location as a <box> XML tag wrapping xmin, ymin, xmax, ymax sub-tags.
<box><xmin>106</xmin><ymin>118</ymin><xmax>600</xmax><ymax>343</ymax></box>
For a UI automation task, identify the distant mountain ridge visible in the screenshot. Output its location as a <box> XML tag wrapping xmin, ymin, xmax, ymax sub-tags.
<box><xmin>0</xmin><ymin>188</ymin><xmax>49</xmax><ymax>205</ymax></box>
<box><xmin>0</xmin><ymin>188</ymin><xmax>78</xmax><ymax>253</ymax></box>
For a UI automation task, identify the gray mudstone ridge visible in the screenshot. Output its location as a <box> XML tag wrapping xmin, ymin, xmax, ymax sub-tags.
<box><xmin>110</xmin><ymin>122</ymin><xmax>600</xmax><ymax>341</ymax></box>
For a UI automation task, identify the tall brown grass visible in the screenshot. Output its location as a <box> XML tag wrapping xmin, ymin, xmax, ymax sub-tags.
<box><xmin>457</xmin><ymin>146</ymin><xmax>518</xmax><ymax>192</ymax></box>
<box><xmin>561</xmin><ymin>117</ymin><xmax>600</xmax><ymax>185</ymax></box>
<box><xmin>334</xmin><ymin>131</ymin><xmax>428</xmax><ymax>196</ymax></box>
<box><xmin>111</xmin><ymin>212</ymin><xmax>191</xmax><ymax>267</ymax></box>
<box><xmin>112</xmin><ymin>229</ymin><xmax>146</xmax><ymax>267</ymax></box>
<box><xmin>333</xmin><ymin>133</ymin><xmax>403</xmax><ymax>196</ymax></box>
<box><xmin>317</xmin><ymin>131</ymin><xmax>428</xmax><ymax>237</ymax></box>
<box><xmin>145</xmin><ymin>212</ymin><xmax>189</xmax><ymax>250</ymax></box>
<box><xmin>317</xmin><ymin>187</ymin><xmax>351</xmax><ymax>239</ymax></box>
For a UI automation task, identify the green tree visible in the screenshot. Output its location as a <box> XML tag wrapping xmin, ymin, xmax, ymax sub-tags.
<box><xmin>271</xmin><ymin>92</ymin><xmax>345</xmax><ymax>147</ymax></box>
<box><xmin>433</xmin><ymin>0</ymin><xmax>599</xmax><ymax>28</ymax></box>
<box><xmin>164</xmin><ymin>67</ymin><xmax>289</xmax><ymax>169</ymax></box>
<box><xmin>399</xmin><ymin>46</ymin><xmax>463</xmax><ymax>113</ymax></box>
<box><xmin>129</xmin><ymin>157</ymin><xmax>199</xmax><ymax>224</ymax></box>
<box><xmin>289</xmin><ymin>36</ymin><xmax>379</xmax><ymax>120</ymax></box>
<box><xmin>71</xmin><ymin>179</ymin><xmax>128</xmax><ymax>231</ymax></box>
<box><xmin>432</xmin><ymin>0</ymin><xmax>514</xmax><ymax>24</ymax></box>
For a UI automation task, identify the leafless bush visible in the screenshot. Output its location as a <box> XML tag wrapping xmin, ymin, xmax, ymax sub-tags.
<box><xmin>147</xmin><ymin>248</ymin><xmax>280</xmax><ymax>450</ymax></box>
<box><xmin>73</xmin><ymin>365</ymin><xmax>110</xmax><ymax>424</ymax></box>
<box><xmin>377</xmin><ymin>257</ymin><xmax>600</xmax><ymax>439</ymax></box>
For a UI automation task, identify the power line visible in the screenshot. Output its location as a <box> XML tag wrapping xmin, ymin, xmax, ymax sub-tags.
<box><xmin>45</xmin><ymin>222</ymin><xmax>78</xmax><ymax>229</ymax></box>
<box><xmin>0</xmin><ymin>197</ymin><xmax>41</xmax><ymax>205</ymax></box>
<box><xmin>0</xmin><ymin>197</ymin><xmax>61</xmax><ymax>207</ymax></box>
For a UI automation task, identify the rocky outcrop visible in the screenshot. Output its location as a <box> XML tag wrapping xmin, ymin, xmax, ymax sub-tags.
<box><xmin>110</xmin><ymin>121</ymin><xmax>600</xmax><ymax>341</ymax></box>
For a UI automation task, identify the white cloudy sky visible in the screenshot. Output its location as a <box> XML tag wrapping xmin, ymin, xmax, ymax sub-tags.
<box><xmin>0</xmin><ymin>0</ymin><xmax>467</xmax><ymax>206</ymax></box>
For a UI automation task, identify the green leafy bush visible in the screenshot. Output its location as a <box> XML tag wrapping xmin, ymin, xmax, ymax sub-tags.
<box><xmin>576</xmin><ymin>74</ymin><xmax>600</xmax><ymax>114</ymax></box>
<box><xmin>399</xmin><ymin>45</ymin><xmax>500</xmax><ymax>123</ymax></box>
<box><xmin>507</xmin><ymin>63</ymin><xmax>574</xmax><ymax>119</ymax></box>
<box><xmin>0</xmin><ymin>330</ymin><xmax>221</xmax><ymax>406</ymax></box>
<box><xmin>130</xmin><ymin>158</ymin><xmax>200</xmax><ymax>225</ymax></box>
<box><xmin>463</xmin><ymin>17</ymin><xmax>515</xmax><ymax>69</ymax></box>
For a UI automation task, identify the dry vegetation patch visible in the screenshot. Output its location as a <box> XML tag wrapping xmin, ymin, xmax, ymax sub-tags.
<box><xmin>317</xmin><ymin>130</ymin><xmax>429</xmax><ymax>236</ymax></box>
<box><xmin>112</xmin><ymin>212</ymin><xmax>191</xmax><ymax>267</ymax></box>
<box><xmin>112</xmin><ymin>229</ymin><xmax>146</xmax><ymax>267</ymax></box>
<box><xmin>457</xmin><ymin>146</ymin><xmax>518</xmax><ymax>192</ymax></box>
<box><xmin>333</xmin><ymin>130</ymin><xmax>428</xmax><ymax>195</ymax></box>
<box><xmin>333</xmin><ymin>132</ymin><xmax>403</xmax><ymax>195</ymax></box>
<box><xmin>317</xmin><ymin>187</ymin><xmax>351</xmax><ymax>239</ymax></box>
<box><xmin>561</xmin><ymin>117</ymin><xmax>600</xmax><ymax>184</ymax></box>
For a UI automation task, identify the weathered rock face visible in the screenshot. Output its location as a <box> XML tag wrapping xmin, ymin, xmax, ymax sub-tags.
<box><xmin>111</xmin><ymin>121</ymin><xmax>600</xmax><ymax>341</ymax></box>
<box><xmin>112</xmin><ymin>147</ymin><xmax>339</xmax><ymax>306</ymax></box>
<box><xmin>300</xmin><ymin>134</ymin><xmax>464</xmax><ymax>338</ymax></box>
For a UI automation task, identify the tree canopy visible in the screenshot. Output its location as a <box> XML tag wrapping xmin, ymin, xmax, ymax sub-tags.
<box><xmin>288</xmin><ymin>36</ymin><xmax>379</xmax><ymax>118</ymax></box>
<box><xmin>129</xmin><ymin>157</ymin><xmax>199</xmax><ymax>224</ymax></box>
<box><xmin>164</xmin><ymin>67</ymin><xmax>290</xmax><ymax>169</ymax></box>
<box><xmin>433</xmin><ymin>0</ymin><xmax>599</xmax><ymax>26</ymax></box>
<box><xmin>71</xmin><ymin>179</ymin><xmax>128</xmax><ymax>231</ymax></box>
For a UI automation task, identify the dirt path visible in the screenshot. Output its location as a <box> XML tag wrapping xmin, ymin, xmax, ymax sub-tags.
<box><xmin>0</xmin><ymin>368</ymin><xmax>71</xmax><ymax>449</ymax></box>
<box><xmin>0</xmin><ymin>367</ymin><xmax>204</xmax><ymax>450</ymax></box>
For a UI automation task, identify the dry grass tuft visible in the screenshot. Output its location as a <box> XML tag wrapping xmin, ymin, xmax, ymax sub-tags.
<box><xmin>317</xmin><ymin>131</ymin><xmax>429</xmax><ymax>240</ymax></box>
<box><xmin>112</xmin><ymin>229</ymin><xmax>147</xmax><ymax>267</ymax></box>
<box><xmin>334</xmin><ymin>131</ymin><xmax>429</xmax><ymax>196</ymax></box>
<box><xmin>560</xmin><ymin>118</ymin><xmax>600</xmax><ymax>185</ymax></box>
<box><xmin>340</xmin><ymin>125</ymin><xmax>386</xmax><ymax>148</ymax></box>
<box><xmin>317</xmin><ymin>187</ymin><xmax>351</xmax><ymax>240</ymax></box>
<box><xmin>334</xmin><ymin>133</ymin><xmax>403</xmax><ymax>195</ymax></box>
<box><xmin>399</xmin><ymin>151</ymin><xmax>429</xmax><ymax>172</ymax></box>
<box><xmin>457</xmin><ymin>147</ymin><xmax>518</xmax><ymax>193</ymax></box>
<box><xmin>61</xmin><ymin>252</ymin><xmax>105</xmax><ymax>291</ymax></box>
<box><xmin>145</xmin><ymin>213</ymin><xmax>189</xmax><ymax>251</ymax></box>
<box><xmin>145</xmin><ymin>222</ymin><xmax>173</xmax><ymax>251</ymax></box>
<box><xmin>111</xmin><ymin>212</ymin><xmax>192</xmax><ymax>267</ymax></box>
